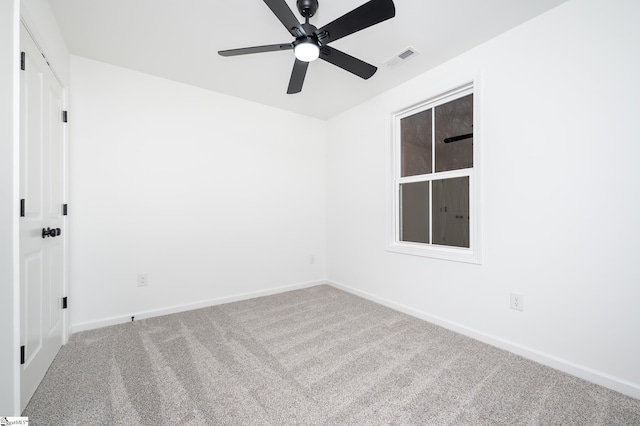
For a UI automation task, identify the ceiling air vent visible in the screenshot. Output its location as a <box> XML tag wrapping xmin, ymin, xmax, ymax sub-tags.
<box><xmin>384</xmin><ymin>47</ymin><xmax>420</xmax><ymax>68</ymax></box>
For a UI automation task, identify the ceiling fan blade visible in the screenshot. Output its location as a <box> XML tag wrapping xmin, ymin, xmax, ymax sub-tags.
<box><xmin>319</xmin><ymin>46</ymin><xmax>377</xmax><ymax>79</ymax></box>
<box><xmin>263</xmin><ymin>0</ymin><xmax>306</xmax><ymax>37</ymax></box>
<box><xmin>287</xmin><ymin>59</ymin><xmax>309</xmax><ymax>94</ymax></box>
<box><xmin>315</xmin><ymin>0</ymin><xmax>395</xmax><ymax>44</ymax></box>
<box><xmin>218</xmin><ymin>43</ymin><xmax>293</xmax><ymax>57</ymax></box>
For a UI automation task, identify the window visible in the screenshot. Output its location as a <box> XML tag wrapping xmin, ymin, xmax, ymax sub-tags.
<box><xmin>389</xmin><ymin>83</ymin><xmax>481</xmax><ymax>263</ymax></box>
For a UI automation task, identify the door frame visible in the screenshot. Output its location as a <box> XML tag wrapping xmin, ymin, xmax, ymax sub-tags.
<box><xmin>1</xmin><ymin>0</ymin><xmax>20</xmax><ymax>416</ymax></box>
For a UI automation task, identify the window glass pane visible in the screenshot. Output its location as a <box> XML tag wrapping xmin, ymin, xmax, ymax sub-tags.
<box><xmin>435</xmin><ymin>94</ymin><xmax>473</xmax><ymax>172</ymax></box>
<box><xmin>401</xmin><ymin>109</ymin><xmax>432</xmax><ymax>177</ymax></box>
<box><xmin>432</xmin><ymin>177</ymin><xmax>469</xmax><ymax>248</ymax></box>
<box><xmin>400</xmin><ymin>181</ymin><xmax>430</xmax><ymax>243</ymax></box>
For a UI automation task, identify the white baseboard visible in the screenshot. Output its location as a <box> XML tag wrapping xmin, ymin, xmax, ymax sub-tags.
<box><xmin>327</xmin><ymin>280</ymin><xmax>640</xmax><ymax>400</ymax></box>
<box><xmin>71</xmin><ymin>280</ymin><xmax>325</xmax><ymax>334</ymax></box>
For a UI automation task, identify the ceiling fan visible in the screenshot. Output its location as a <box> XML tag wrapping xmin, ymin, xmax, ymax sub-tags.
<box><xmin>218</xmin><ymin>0</ymin><xmax>396</xmax><ymax>94</ymax></box>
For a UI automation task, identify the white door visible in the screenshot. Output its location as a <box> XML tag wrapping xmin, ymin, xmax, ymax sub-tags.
<box><xmin>19</xmin><ymin>24</ymin><xmax>67</xmax><ymax>412</ymax></box>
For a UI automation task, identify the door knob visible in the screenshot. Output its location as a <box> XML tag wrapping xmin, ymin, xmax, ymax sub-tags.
<box><xmin>42</xmin><ymin>227</ymin><xmax>62</xmax><ymax>238</ymax></box>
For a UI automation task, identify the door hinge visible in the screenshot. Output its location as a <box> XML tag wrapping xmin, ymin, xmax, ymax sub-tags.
<box><xmin>63</xmin><ymin>203</ymin><xmax>68</xmax><ymax>216</ymax></box>
<box><xmin>62</xmin><ymin>297</ymin><xmax>68</xmax><ymax>309</ymax></box>
<box><xmin>21</xmin><ymin>52</ymin><xmax>25</xmax><ymax>71</ymax></box>
<box><xmin>20</xmin><ymin>199</ymin><xmax>25</xmax><ymax>217</ymax></box>
<box><xmin>20</xmin><ymin>345</ymin><xmax>25</xmax><ymax>365</ymax></box>
<box><xmin>62</xmin><ymin>110</ymin><xmax>68</xmax><ymax>123</ymax></box>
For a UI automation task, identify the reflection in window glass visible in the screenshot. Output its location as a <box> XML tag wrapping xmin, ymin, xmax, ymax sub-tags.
<box><xmin>401</xmin><ymin>109</ymin><xmax>432</xmax><ymax>177</ymax></box>
<box><xmin>432</xmin><ymin>177</ymin><xmax>470</xmax><ymax>248</ymax></box>
<box><xmin>435</xmin><ymin>94</ymin><xmax>473</xmax><ymax>172</ymax></box>
<box><xmin>400</xmin><ymin>181</ymin><xmax>430</xmax><ymax>243</ymax></box>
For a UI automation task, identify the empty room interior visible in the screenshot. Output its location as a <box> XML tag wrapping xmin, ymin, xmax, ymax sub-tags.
<box><xmin>1</xmin><ymin>0</ymin><xmax>640</xmax><ymax>423</ymax></box>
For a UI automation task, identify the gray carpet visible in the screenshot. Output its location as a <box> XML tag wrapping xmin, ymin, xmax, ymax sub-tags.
<box><xmin>23</xmin><ymin>285</ymin><xmax>640</xmax><ymax>425</ymax></box>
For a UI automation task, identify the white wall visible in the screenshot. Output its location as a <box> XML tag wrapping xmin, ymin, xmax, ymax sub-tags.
<box><xmin>326</xmin><ymin>0</ymin><xmax>640</xmax><ymax>398</ymax></box>
<box><xmin>69</xmin><ymin>56</ymin><xmax>327</xmax><ymax>330</ymax></box>
<box><xmin>0</xmin><ymin>0</ymin><xmax>20</xmax><ymax>416</ymax></box>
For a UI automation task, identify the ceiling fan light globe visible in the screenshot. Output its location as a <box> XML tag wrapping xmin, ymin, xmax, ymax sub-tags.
<box><xmin>294</xmin><ymin>42</ymin><xmax>320</xmax><ymax>62</ymax></box>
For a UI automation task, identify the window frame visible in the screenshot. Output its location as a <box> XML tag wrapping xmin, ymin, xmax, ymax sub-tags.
<box><xmin>387</xmin><ymin>82</ymin><xmax>482</xmax><ymax>264</ymax></box>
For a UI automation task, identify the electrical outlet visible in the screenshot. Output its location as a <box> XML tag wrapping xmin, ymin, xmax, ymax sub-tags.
<box><xmin>137</xmin><ymin>273</ymin><xmax>148</xmax><ymax>287</ymax></box>
<box><xmin>510</xmin><ymin>293</ymin><xmax>523</xmax><ymax>311</ymax></box>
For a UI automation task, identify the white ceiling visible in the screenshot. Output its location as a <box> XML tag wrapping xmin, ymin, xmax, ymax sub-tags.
<box><xmin>48</xmin><ymin>0</ymin><xmax>567</xmax><ymax>120</ymax></box>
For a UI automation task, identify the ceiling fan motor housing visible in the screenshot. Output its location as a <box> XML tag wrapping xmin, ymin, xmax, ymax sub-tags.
<box><xmin>297</xmin><ymin>0</ymin><xmax>319</xmax><ymax>18</ymax></box>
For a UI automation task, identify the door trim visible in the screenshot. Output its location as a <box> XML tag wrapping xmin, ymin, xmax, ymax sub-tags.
<box><xmin>2</xmin><ymin>0</ymin><xmax>21</xmax><ymax>415</ymax></box>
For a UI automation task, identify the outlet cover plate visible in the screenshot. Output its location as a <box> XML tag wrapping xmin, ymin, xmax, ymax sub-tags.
<box><xmin>138</xmin><ymin>273</ymin><xmax>148</xmax><ymax>287</ymax></box>
<box><xmin>510</xmin><ymin>293</ymin><xmax>523</xmax><ymax>311</ymax></box>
